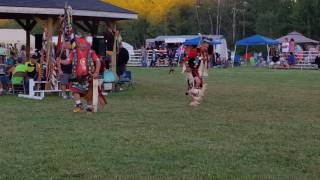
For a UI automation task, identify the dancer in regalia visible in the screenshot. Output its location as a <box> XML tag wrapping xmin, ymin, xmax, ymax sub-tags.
<box><xmin>182</xmin><ymin>41</ymin><xmax>208</xmax><ymax>107</ymax></box>
<box><xmin>60</xmin><ymin>37</ymin><xmax>106</xmax><ymax>112</ymax></box>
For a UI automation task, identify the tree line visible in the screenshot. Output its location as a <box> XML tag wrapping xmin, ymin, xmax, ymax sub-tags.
<box><xmin>1</xmin><ymin>0</ymin><xmax>319</xmax><ymax>48</ymax></box>
<box><xmin>118</xmin><ymin>0</ymin><xmax>320</xmax><ymax>48</ymax></box>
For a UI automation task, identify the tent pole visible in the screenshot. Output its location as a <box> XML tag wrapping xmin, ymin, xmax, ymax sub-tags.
<box><xmin>245</xmin><ymin>45</ymin><xmax>248</xmax><ymax>66</ymax></box>
<box><xmin>213</xmin><ymin>45</ymin><xmax>216</xmax><ymax>67</ymax></box>
<box><xmin>233</xmin><ymin>45</ymin><xmax>237</xmax><ymax>68</ymax></box>
<box><xmin>267</xmin><ymin>45</ymin><xmax>270</xmax><ymax>63</ymax></box>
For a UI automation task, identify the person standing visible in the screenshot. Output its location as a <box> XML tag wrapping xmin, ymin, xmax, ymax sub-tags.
<box><xmin>116</xmin><ymin>43</ymin><xmax>129</xmax><ymax>78</ymax></box>
<box><xmin>281</xmin><ymin>38</ymin><xmax>290</xmax><ymax>54</ymax></box>
<box><xmin>60</xmin><ymin>37</ymin><xmax>105</xmax><ymax>113</ymax></box>
<box><xmin>289</xmin><ymin>38</ymin><xmax>296</xmax><ymax>54</ymax></box>
<box><xmin>58</xmin><ymin>41</ymin><xmax>73</xmax><ymax>99</ymax></box>
<box><xmin>168</xmin><ymin>47</ymin><xmax>176</xmax><ymax>74</ymax></box>
<box><xmin>20</xmin><ymin>45</ymin><xmax>26</xmax><ymax>60</ymax></box>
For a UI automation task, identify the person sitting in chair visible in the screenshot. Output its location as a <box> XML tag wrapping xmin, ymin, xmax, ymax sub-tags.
<box><xmin>25</xmin><ymin>51</ymin><xmax>41</xmax><ymax>92</ymax></box>
<box><xmin>9</xmin><ymin>58</ymin><xmax>26</xmax><ymax>94</ymax></box>
<box><xmin>0</xmin><ymin>64</ymin><xmax>7</xmax><ymax>95</ymax></box>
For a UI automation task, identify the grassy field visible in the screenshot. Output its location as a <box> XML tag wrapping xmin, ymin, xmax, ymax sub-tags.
<box><xmin>0</xmin><ymin>68</ymin><xmax>320</xmax><ymax>179</ymax></box>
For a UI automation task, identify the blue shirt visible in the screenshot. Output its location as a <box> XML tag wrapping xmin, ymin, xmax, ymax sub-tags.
<box><xmin>6</xmin><ymin>58</ymin><xmax>16</xmax><ymax>66</ymax></box>
<box><xmin>288</xmin><ymin>54</ymin><xmax>296</xmax><ymax>64</ymax></box>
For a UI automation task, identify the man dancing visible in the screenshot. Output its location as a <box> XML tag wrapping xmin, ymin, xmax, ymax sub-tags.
<box><xmin>60</xmin><ymin>37</ymin><xmax>106</xmax><ymax>112</ymax></box>
<box><xmin>182</xmin><ymin>42</ymin><xmax>208</xmax><ymax>107</ymax></box>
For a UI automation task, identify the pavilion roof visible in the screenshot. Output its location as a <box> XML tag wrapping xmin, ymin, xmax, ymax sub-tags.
<box><xmin>0</xmin><ymin>0</ymin><xmax>137</xmax><ymax>20</ymax></box>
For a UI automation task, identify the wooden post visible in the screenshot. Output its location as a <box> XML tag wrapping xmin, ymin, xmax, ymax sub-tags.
<box><xmin>105</xmin><ymin>21</ymin><xmax>118</xmax><ymax>77</ymax></box>
<box><xmin>45</xmin><ymin>17</ymin><xmax>54</xmax><ymax>90</ymax></box>
<box><xmin>15</xmin><ymin>19</ymin><xmax>37</xmax><ymax>59</ymax></box>
<box><xmin>112</xmin><ymin>31</ymin><xmax>118</xmax><ymax>75</ymax></box>
<box><xmin>92</xmin><ymin>79</ymin><xmax>99</xmax><ymax>113</ymax></box>
<box><xmin>46</xmin><ymin>17</ymin><xmax>53</xmax><ymax>65</ymax></box>
<box><xmin>26</xmin><ymin>19</ymin><xmax>31</xmax><ymax>59</ymax></box>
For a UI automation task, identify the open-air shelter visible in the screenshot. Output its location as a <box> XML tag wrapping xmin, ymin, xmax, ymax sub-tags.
<box><xmin>277</xmin><ymin>31</ymin><xmax>319</xmax><ymax>44</ymax></box>
<box><xmin>0</xmin><ymin>0</ymin><xmax>137</xmax><ymax>71</ymax></box>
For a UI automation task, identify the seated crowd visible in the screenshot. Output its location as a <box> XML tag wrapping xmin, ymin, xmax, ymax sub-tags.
<box><xmin>0</xmin><ymin>50</ymin><xmax>41</xmax><ymax>95</ymax></box>
<box><xmin>0</xmin><ymin>40</ymin><xmax>131</xmax><ymax>96</ymax></box>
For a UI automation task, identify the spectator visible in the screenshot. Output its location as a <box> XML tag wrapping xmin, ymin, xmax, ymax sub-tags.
<box><xmin>58</xmin><ymin>41</ymin><xmax>72</xmax><ymax>99</ymax></box>
<box><xmin>12</xmin><ymin>44</ymin><xmax>18</xmax><ymax>56</ymax></box>
<box><xmin>150</xmin><ymin>49</ymin><xmax>157</xmax><ymax>67</ymax></box>
<box><xmin>168</xmin><ymin>47</ymin><xmax>176</xmax><ymax>74</ymax></box>
<box><xmin>215</xmin><ymin>53</ymin><xmax>221</xmax><ymax>67</ymax></box>
<box><xmin>141</xmin><ymin>47</ymin><xmax>148</xmax><ymax>67</ymax></box>
<box><xmin>0</xmin><ymin>64</ymin><xmax>7</xmax><ymax>95</ymax></box>
<box><xmin>280</xmin><ymin>57</ymin><xmax>290</xmax><ymax>69</ymax></box>
<box><xmin>6</xmin><ymin>51</ymin><xmax>17</xmax><ymax>67</ymax></box>
<box><xmin>281</xmin><ymin>38</ymin><xmax>289</xmax><ymax>54</ymax></box>
<box><xmin>314</xmin><ymin>54</ymin><xmax>320</xmax><ymax>69</ymax></box>
<box><xmin>289</xmin><ymin>38</ymin><xmax>296</xmax><ymax>54</ymax></box>
<box><xmin>0</xmin><ymin>44</ymin><xmax>6</xmax><ymax>63</ymax></box>
<box><xmin>288</xmin><ymin>52</ymin><xmax>296</xmax><ymax>66</ymax></box>
<box><xmin>25</xmin><ymin>52</ymin><xmax>40</xmax><ymax>92</ymax></box>
<box><xmin>116</xmin><ymin>43</ymin><xmax>129</xmax><ymax>78</ymax></box>
<box><xmin>271</xmin><ymin>48</ymin><xmax>280</xmax><ymax>67</ymax></box>
<box><xmin>20</xmin><ymin>45</ymin><xmax>26</xmax><ymax>60</ymax></box>
<box><xmin>25</xmin><ymin>52</ymin><xmax>40</xmax><ymax>80</ymax></box>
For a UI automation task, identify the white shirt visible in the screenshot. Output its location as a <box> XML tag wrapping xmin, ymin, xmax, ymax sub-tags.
<box><xmin>282</xmin><ymin>42</ymin><xmax>289</xmax><ymax>53</ymax></box>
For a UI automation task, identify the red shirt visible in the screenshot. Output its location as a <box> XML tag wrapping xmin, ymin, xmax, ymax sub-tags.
<box><xmin>68</xmin><ymin>49</ymin><xmax>99</xmax><ymax>77</ymax></box>
<box><xmin>189</xmin><ymin>48</ymin><xmax>198</xmax><ymax>59</ymax></box>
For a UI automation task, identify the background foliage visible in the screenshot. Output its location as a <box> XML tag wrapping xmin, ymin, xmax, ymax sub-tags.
<box><xmin>1</xmin><ymin>0</ymin><xmax>320</xmax><ymax>48</ymax></box>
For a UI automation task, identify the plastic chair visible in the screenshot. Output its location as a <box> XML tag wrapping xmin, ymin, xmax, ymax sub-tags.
<box><xmin>103</xmin><ymin>70</ymin><xmax>116</xmax><ymax>83</ymax></box>
<box><xmin>103</xmin><ymin>70</ymin><xmax>116</xmax><ymax>92</ymax></box>
<box><xmin>11</xmin><ymin>72</ymin><xmax>26</xmax><ymax>95</ymax></box>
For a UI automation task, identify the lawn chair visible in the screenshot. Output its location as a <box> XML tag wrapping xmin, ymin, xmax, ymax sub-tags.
<box><xmin>11</xmin><ymin>72</ymin><xmax>26</xmax><ymax>95</ymax></box>
<box><xmin>117</xmin><ymin>71</ymin><xmax>134</xmax><ymax>89</ymax></box>
<box><xmin>103</xmin><ymin>70</ymin><xmax>116</xmax><ymax>92</ymax></box>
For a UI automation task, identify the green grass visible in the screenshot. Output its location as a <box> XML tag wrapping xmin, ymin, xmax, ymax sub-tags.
<box><xmin>0</xmin><ymin>68</ymin><xmax>320</xmax><ymax>179</ymax></box>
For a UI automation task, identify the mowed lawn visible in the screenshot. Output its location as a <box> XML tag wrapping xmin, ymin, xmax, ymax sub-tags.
<box><xmin>0</xmin><ymin>68</ymin><xmax>320</xmax><ymax>179</ymax></box>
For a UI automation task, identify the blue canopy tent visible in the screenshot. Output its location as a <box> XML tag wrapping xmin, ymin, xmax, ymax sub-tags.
<box><xmin>184</xmin><ymin>36</ymin><xmax>222</xmax><ymax>46</ymax></box>
<box><xmin>183</xmin><ymin>36</ymin><xmax>222</xmax><ymax>66</ymax></box>
<box><xmin>210</xmin><ymin>39</ymin><xmax>222</xmax><ymax>45</ymax></box>
<box><xmin>183</xmin><ymin>36</ymin><xmax>202</xmax><ymax>46</ymax></box>
<box><xmin>234</xmin><ymin>34</ymin><xmax>280</xmax><ymax>63</ymax></box>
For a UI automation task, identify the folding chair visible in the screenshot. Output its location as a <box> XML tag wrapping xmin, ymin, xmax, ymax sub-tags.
<box><xmin>11</xmin><ymin>72</ymin><xmax>26</xmax><ymax>95</ymax></box>
<box><xmin>117</xmin><ymin>71</ymin><xmax>134</xmax><ymax>89</ymax></box>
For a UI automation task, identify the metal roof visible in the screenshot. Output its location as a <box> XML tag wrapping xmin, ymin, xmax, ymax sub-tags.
<box><xmin>0</xmin><ymin>0</ymin><xmax>137</xmax><ymax>20</ymax></box>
